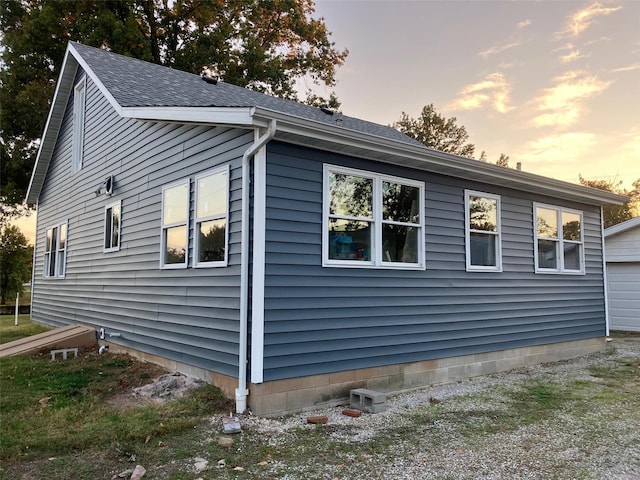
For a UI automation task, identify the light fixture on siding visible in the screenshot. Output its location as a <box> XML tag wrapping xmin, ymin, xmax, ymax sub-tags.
<box><xmin>95</xmin><ymin>175</ymin><xmax>113</xmax><ymax>197</ymax></box>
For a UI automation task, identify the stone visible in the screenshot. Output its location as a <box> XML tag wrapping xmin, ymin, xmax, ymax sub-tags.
<box><xmin>130</xmin><ymin>465</ymin><xmax>146</xmax><ymax>480</ymax></box>
<box><xmin>217</xmin><ymin>436</ymin><xmax>234</xmax><ymax>447</ymax></box>
<box><xmin>342</xmin><ymin>409</ymin><xmax>362</xmax><ymax>418</ymax></box>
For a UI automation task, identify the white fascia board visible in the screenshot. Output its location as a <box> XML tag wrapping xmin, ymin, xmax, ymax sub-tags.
<box><xmin>26</xmin><ymin>48</ymin><xmax>79</xmax><ymax>204</ymax></box>
<box><xmin>604</xmin><ymin>216</ymin><xmax>640</xmax><ymax>238</ymax></box>
<box><xmin>121</xmin><ymin>106</ymin><xmax>261</xmax><ymax>127</ymax></box>
<box><xmin>68</xmin><ymin>42</ymin><xmax>124</xmax><ymax>117</ymax></box>
<box><xmin>252</xmin><ymin>107</ymin><xmax>628</xmax><ymax>207</ymax></box>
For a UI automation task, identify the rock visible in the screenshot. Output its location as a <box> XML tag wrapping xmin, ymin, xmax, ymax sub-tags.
<box><xmin>193</xmin><ymin>457</ymin><xmax>208</xmax><ymax>473</ymax></box>
<box><xmin>115</xmin><ymin>469</ymin><xmax>133</xmax><ymax>478</ymax></box>
<box><xmin>217</xmin><ymin>459</ymin><xmax>226</xmax><ymax>468</ymax></box>
<box><xmin>306</xmin><ymin>415</ymin><xmax>328</xmax><ymax>424</ymax></box>
<box><xmin>130</xmin><ymin>465</ymin><xmax>146</xmax><ymax>480</ymax></box>
<box><xmin>222</xmin><ymin>416</ymin><xmax>242</xmax><ymax>434</ymax></box>
<box><xmin>233</xmin><ymin>466</ymin><xmax>245</xmax><ymax>471</ymax></box>
<box><xmin>217</xmin><ymin>436</ymin><xmax>234</xmax><ymax>447</ymax></box>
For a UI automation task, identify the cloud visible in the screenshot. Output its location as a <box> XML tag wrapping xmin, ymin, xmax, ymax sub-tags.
<box><xmin>479</xmin><ymin>42</ymin><xmax>521</xmax><ymax>58</ymax></box>
<box><xmin>514</xmin><ymin>132</ymin><xmax>598</xmax><ymax>167</ymax></box>
<box><xmin>448</xmin><ymin>73</ymin><xmax>513</xmax><ymax>113</ymax></box>
<box><xmin>531</xmin><ymin>70</ymin><xmax>612</xmax><ymax>128</ymax></box>
<box><xmin>560</xmin><ymin>49</ymin><xmax>590</xmax><ymax>63</ymax></box>
<box><xmin>517</xmin><ymin>19</ymin><xmax>532</xmax><ymax>29</ymax></box>
<box><xmin>611</xmin><ymin>63</ymin><xmax>640</xmax><ymax>73</ymax></box>
<box><xmin>560</xmin><ymin>1</ymin><xmax>622</xmax><ymax>38</ymax></box>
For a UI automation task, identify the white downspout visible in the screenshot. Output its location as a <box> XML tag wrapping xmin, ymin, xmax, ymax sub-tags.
<box><xmin>600</xmin><ymin>206</ymin><xmax>611</xmax><ymax>338</ymax></box>
<box><xmin>236</xmin><ymin>119</ymin><xmax>276</xmax><ymax>414</ymax></box>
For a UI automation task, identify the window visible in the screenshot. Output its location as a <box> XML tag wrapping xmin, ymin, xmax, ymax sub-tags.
<box><xmin>194</xmin><ymin>166</ymin><xmax>229</xmax><ymax>267</ymax></box>
<box><xmin>44</xmin><ymin>222</ymin><xmax>67</xmax><ymax>278</ymax></box>
<box><xmin>104</xmin><ymin>200</ymin><xmax>121</xmax><ymax>252</ymax></box>
<box><xmin>323</xmin><ymin>165</ymin><xmax>424</xmax><ymax>269</ymax></box>
<box><xmin>72</xmin><ymin>76</ymin><xmax>86</xmax><ymax>173</ymax></box>
<box><xmin>534</xmin><ymin>203</ymin><xmax>584</xmax><ymax>274</ymax></box>
<box><xmin>161</xmin><ymin>180</ymin><xmax>189</xmax><ymax>268</ymax></box>
<box><xmin>465</xmin><ymin>190</ymin><xmax>502</xmax><ymax>271</ymax></box>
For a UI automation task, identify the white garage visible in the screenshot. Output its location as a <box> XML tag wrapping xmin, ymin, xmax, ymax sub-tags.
<box><xmin>605</xmin><ymin>217</ymin><xmax>640</xmax><ymax>332</ymax></box>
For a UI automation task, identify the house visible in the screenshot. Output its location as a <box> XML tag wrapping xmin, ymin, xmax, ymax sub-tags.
<box><xmin>26</xmin><ymin>42</ymin><xmax>627</xmax><ymax>416</ymax></box>
<box><xmin>604</xmin><ymin>217</ymin><xmax>640</xmax><ymax>332</ymax></box>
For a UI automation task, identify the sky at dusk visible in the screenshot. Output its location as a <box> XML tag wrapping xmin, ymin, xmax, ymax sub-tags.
<box><xmin>12</xmin><ymin>0</ymin><xmax>640</xmax><ymax>243</ymax></box>
<box><xmin>310</xmin><ymin>0</ymin><xmax>640</xmax><ymax>188</ymax></box>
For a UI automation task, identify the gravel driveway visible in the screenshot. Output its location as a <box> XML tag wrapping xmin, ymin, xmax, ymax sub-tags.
<box><xmin>235</xmin><ymin>335</ymin><xmax>640</xmax><ymax>480</ymax></box>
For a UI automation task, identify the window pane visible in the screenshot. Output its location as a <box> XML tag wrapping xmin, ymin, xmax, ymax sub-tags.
<box><xmin>329</xmin><ymin>173</ymin><xmax>372</xmax><ymax>218</ymax></box>
<box><xmin>564</xmin><ymin>243</ymin><xmax>581</xmax><ymax>270</ymax></box>
<box><xmin>49</xmin><ymin>227</ymin><xmax>58</xmax><ymax>277</ymax></box>
<box><xmin>562</xmin><ymin>212</ymin><xmax>581</xmax><ymax>241</ymax></box>
<box><xmin>56</xmin><ymin>250</ymin><xmax>65</xmax><ymax>277</ymax></box>
<box><xmin>382</xmin><ymin>224</ymin><xmax>418</xmax><ymax>263</ymax></box>
<box><xmin>328</xmin><ymin>219</ymin><xmax>371</xmax><ymax>261</ymax></box>
<box><xmin>469</xmin><ymin>232</ymin><xmax>496</xmax><ymax>266</ymax></box>
<box><xmin>105</xmin><ymin>207</ymin><xmax>113</xmax><ymax>249</ymax></box>
<box><xmin>164</xmin><ymin>226</ymin><xmax>186</xmax><ymax>264</ymax></box>
<box><xmin>197</xmin><ymin>172</ymin><xmax>227</xmax><ymax>218</ymax></box>
<box><xmin>537</xmin><ymin>239</ymin><xmax>558</xmax><ymax>269</ymax></box>
<box><xmin>469</xmin><ymin>196</ymin><xmax>497</xmax><ymax>232</ymax></box>
<box><xmin>198</xmin><ymin>219</ymin><xmax>226</xmax><ymax>263</ymax></box>
<box><xmin>112</xmin><ymin>204</ymin><xmax>120</xmax><ymax>248</ymax></box>
<box><xmin>163</xmin><ymin>183</ymin><xmax>188</xmax><ymax>225</ymax></box>
<box><xmin>46</xmin><ymin>228</ymin><xmax>53</xmax><ymax>253</ymax></box>
<box><xmin>536</xmin><ymin>207</ymin><xmax>558</xmax><ymax>238</ymax></box>
<box><xmin>383</xmin><ymin>182</ymin><xmax>420</xmax><ymax>223</ymax></box>
<box><xmin>58</xmin><ymin>224</ymin><xmax>66</xmax><ymax>251</ymax></box>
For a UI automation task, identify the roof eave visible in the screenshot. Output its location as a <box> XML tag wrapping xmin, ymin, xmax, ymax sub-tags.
<box><xmin>25</xmin><ymin>48</ymin><xmax>79</xmax><ymax>205</ymax></box>
<box><xmin>251</xmin><ymin>107</ymin><xmax>628</xmax><ymax>207</ymax></box>
<box><xmin>604</xmin><ymin>216</ymin><xmax>640</xmax><ymax>238</ymax></box>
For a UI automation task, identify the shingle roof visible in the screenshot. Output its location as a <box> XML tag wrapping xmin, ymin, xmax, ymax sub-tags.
<box><xmin>70</xmin><ymin>42</ymin><xmax>422</xmax><ymax>148</ymax></box>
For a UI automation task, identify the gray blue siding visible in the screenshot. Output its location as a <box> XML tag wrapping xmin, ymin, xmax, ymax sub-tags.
<box><xmin>32</xmin><ymin>72</ymin><xmax>252</xmax><ymax>376</ymax></box>
<box><xmin>261</xmin><ymin>142</ymin><xmax>605</xmax><ymax>381</ymax></box>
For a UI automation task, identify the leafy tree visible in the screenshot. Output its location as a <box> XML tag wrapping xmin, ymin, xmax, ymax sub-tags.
<box><xmin>0</xmin><ymin>0</ymin><xmax>348</xmax><ymax>207</ymax></box>
<box><xmin>392</xmin><ymin>104</ymin><xmax>476</xmax><ymax>158</ymax></box>
<box><xmin>578</xmin><ymin>175</ymin><xmax>638</xmax><ymax>228</ymax></box>
<box><xmin>0</xmin><ymin>225</ymin><xmax>32</xmax><ymax>305</ymax></box>
<box><xmin>496</xmin><ymin>153</ymin><xmax>510</xmax><ymax>167</ymax></box>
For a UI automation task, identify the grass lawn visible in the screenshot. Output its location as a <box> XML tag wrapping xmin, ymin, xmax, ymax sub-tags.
<box><xmin>1</xmin><ymin>318</ymin><xmax>638</xmax><ymax>479</ymax></box>
<box><xmin>0</xmin><ymin>315</ymin><xmax>51</xmax><ymax>344</ymax></box>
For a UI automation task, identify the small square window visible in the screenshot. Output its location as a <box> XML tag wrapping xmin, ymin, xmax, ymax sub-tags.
<box><xmin>534</xmin><ymin>203</ymin><xmax>584</xmax><ymax>274</ymax></box>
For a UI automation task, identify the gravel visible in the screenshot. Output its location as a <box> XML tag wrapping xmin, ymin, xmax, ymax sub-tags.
<box><xmin>237</xmin><ymin>336</ymin><xmax>640</xmax><ymax>480</ymax></box>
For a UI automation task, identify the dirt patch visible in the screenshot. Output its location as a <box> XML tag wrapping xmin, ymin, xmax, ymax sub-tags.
<box><xmin>107</xmin><ymin>372</ymin><xmax>204</xmax><ymax>410</ymax></box>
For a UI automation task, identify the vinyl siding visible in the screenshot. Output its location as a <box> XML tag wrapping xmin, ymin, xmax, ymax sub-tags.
<box><xmin>261</xmin><ymin>142</ymin><xmax>606</xmax><ymax>381</ymax></box>
<box><xmin>605</xmin><ymin>225</ymin><xmax>640</xmax><ymax>331</ymax></box>
<box><xmin>32</xmin><ymin>72</ymin><xmax>252</xmax><ymax>376</ymax></box>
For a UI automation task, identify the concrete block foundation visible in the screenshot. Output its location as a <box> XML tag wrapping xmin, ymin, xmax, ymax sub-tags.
<box><xmin>105</xmin><ymin>337</ymin><xmax>605</xmax><ymax>417</ymax></box>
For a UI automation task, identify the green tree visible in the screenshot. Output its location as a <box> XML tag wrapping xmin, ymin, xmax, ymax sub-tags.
<box><xmin>578</xmin><ymin>175</ymin><xmax>638</xmax><ymax>228</ymax></box>
<box><xmin>1</xmin><ymin>0</ymin><xmax>348</xmax><ymax>208</ymax></box>
<box><xmin>392</xmin><ymin>104</ymin><xmax>476</xmax><ymax>158</ymax></box>
<box><xmin>0</xmin><ymin>225</ymin><xmax>32</xmax><ymax>305</ymax></box>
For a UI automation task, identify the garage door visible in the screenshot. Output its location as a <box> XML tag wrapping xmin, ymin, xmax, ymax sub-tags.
<box><xmin>607</xmin><ymin>262</ymin><xmax>640</xmax><ymax>332</ymax></box>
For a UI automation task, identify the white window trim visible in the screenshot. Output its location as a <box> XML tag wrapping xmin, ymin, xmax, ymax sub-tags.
<box><xmin>464</xmin><ymin>190</ymin><xmax>502</xmax><ymax>272</ymax></box>
<box><xmin>44</xmin><ymin>221</ymin><xmax>68</xmax><ymax>279</ymax></box>
<box><xmin>160</xmin><ymin>179</ymin><xmax>190</xmax><ymax>269</ymax></box>
<box><xmin>103</xmin><ymin>200</ymin><xmax>121</xmax><ymax>253</ymax></box>
<box><xmin>193</xmin><ymin>165</ymin><xmax>230</xmax><ymax>268</ymax></box>
<box><xmin>533</xmin><ymin>202</ymin><xmax>585</xmax><ymax>275</ymax></box>
<box><xmin>71</xmin><ymin>75</ymin><xmax>86</xmax><ymax>173</ymax></box>
<box><xmin>322</xmin><ymin>164</ymin><xmax>425</xmax><ymax>270</ymax></box>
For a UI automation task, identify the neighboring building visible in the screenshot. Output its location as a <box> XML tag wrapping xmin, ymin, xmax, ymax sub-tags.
<box><xmin>604</xmin><ymin>217</ymin><xmax>640</xmax><ymax>332</ymax></box>
<box><xmin>26</xmin><ymin>42</ymin><xmax>627</xmax><ymax>415</ymax></box>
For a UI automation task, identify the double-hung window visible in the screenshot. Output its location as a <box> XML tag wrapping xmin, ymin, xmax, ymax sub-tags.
<box><xmin>465</xmin><ymin>190</ymin><xmax>502</xmax><ymax>271</ymax></box>
<box><xmin>323</xmin><ymin>165</ymin><xmax>424</xmax><ymax>269</ymax></box>
<box><xmin>72</xmin><ymin>76</ymin><xmax>86</xmax><ymax>173</ymax></box>
<box><xmin>161</xmin><ymin>180</ymin><xmax>189</xmax><ymax>268</ymax></box>
<box><xmin>194</xmin><ymin>166</ymin><xmax>229</xmax><ymax>267</ymax></box>
<box><xmin>104</xmin><ymin>200</ymin><xmax>121</xmax><ymax>252</ymax></box>
<box><xmin>44</xmin><ymin>222</ymin><xmax>68</xmax><ymax>278</ymax></box>
<box><xmin>534</xmin><ymin>203</ymin><xmax>584</xmax><ymax>274</ymax></box>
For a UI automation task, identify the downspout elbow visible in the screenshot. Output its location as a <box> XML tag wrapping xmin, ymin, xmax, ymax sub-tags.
<box><xmin>237</xmin><ymin>119</ymin><xmax>276</xmax><ymax>414</ymax></box>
